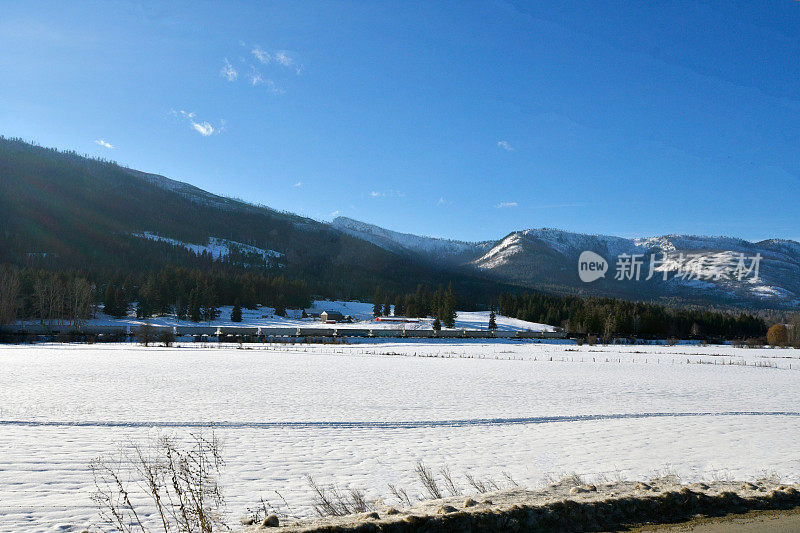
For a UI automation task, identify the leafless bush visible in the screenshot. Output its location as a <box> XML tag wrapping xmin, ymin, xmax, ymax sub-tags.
<box><xmin>306</xmin><ymin>475</ymin><xmax>371</xmax><ymax>517</ymax></box>
<box><xmin>440</xmin><ymin>465</ymin><xmax>461</xmax><ymax>496</ymax></box>
<box><xmin>649</xmin><ymin>466</ymin><xmax>681</xmax><ymax>485</ymax></box>
<box><xmin>387</xmin><ymin>484</ymin><xmax>412</xmax><ymax>507</ymax></box>
<box><xmin>243</xmin><ymin>493</ymin><xmax>295</xmax><ymax>526</ymax></box>
<box><xmin>90</xmin><ymin>430</ymin><xmax>226</xmax><ymax>532</ymax></box>
<box><xmin>543</xmin><ymin>472</ymin><xmax>584</xmax><ymax>487</ymax></box>
<box><xmin>755</xmin><ymin>470</ymin><xmax>781</xmax><ymax>485</ymax></box>
<box><xmin>0</xmin><ymin>269</ymin><xmax>22</xmax><ymax>325</ymax></box>
<box><xmin>414</xmin><ymin>461</ymin><xmax>442</xmax><ymax>499</ymax></box>
<box><xmin>159</xmin><ymin>329</ymin><xmax>176</xmax><ymax>347</ymax></box>
<box><xmin>563</xmin><ymin>473</ymin><xmax>585</xmax><ymax>487</ymax></box>
<box><xmin>137</xmin><ymin>323</ymin><xmax>156</xmax><ymax>347</ymax></box>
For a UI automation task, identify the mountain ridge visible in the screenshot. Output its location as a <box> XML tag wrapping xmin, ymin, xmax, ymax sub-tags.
<box><xmin>334</xmin><ymin>217</ymin><xmax>800</xmax><ymax>309</ymax></box>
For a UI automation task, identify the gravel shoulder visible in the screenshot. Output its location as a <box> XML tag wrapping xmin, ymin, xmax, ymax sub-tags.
<box><xmin>635</xmin><ymin>507</ymin><xmax>800</xmax><ymax>532</ymax></box>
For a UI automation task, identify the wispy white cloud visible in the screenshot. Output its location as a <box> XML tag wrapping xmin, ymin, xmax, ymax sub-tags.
<box><xmin>94</xmin><ymin>139</ymin><xmax>113</xmax><ymax>149</ymax></box>
<box><xmin>497</xmin><ymin>140</ymin><xmax>514</xmax><ymax>151</ymax></box>
<box><xmin>331</xmin><ymin>210</ymin><xmax>340</xmax><ymax>217</ymax></box>
<box><xmin>368</xmin><ymin>189</ymin><xmax>404</xmax><ymax>199</ymax></box>
<box><xmin>248</xmin><ymin>69</ymin><xmax>284</xmax><ymax>94</ymax></box>
<box><xmin>172</xmin><ymin>110</ymin><xmax>221</xmax><ymax>137</ymax></box>
<box><xmin>437</xmin><ymin>197</ymin><xmax>448</xmax><ymax>206</ymax></box>
<box><xmin>220</xmin><ymin>58</ymin><xmax>237</xmax><ymax>81</ymax></box>
<box><xmin>251</xmin><ymin>46</ymin><xmax>271</xmax><ymax>64</ymax></box>
<box><xmin>192</xmin><ymin>121</ymin><xmax>214</xmax><ymax>136</ymax></box>
<box><xmin>251</xmin><ymin>46</ymin><xmax>299</xmax><ymax>73</ymax></box>
<box><xmin>495</xmin><ymin>201</ymin><xmax>518</xmax><ymax>208</ymax></box>
<box><xmin>274</xmin><ymin>50</ymin><xmax>293</xmax><ymax>66</ymax></box>
<box><xmin>293</xmin><ymin>181</ymin><xmax>303</xmax><ymax>188</ymax></box>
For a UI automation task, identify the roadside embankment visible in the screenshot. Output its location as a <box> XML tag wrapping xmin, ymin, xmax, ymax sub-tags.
<box><xmin>243</xmin><ymin>479</ymin><xmax>800</xmax><ymax>532</ymax></box>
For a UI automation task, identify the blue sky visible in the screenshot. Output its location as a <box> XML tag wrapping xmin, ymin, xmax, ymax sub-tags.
<box><xmin>1</xmin><ymin>1</ymin><xmax>798</xmax><ymax>242</ymax></box>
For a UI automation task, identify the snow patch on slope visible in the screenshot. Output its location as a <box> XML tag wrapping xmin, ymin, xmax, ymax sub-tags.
<box><xmin>132</xmin><ymin>232</ymin><xmax>283</xmax><ymax>262</ymax></box>
<box><xmin>473</xmin><ymin>234</ymin><xmax>524</xmax><ymax>269</ymax></box>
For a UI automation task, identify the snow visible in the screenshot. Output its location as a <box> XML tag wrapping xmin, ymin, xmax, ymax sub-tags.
<box><xmin>132</xmin><ymin>231</ymin><xmax>283</xmax><ymax>261</ymax></box>
<box><xmin>472</xmin><ymin>233</ymin><xmax>523</xmax><ymax>269</ymax></box>
<box><xmin>2</xmin><ymin>342</ymin><xmax>800</xmax><ymax>531</ymax></box>
<box><xmin>332</xmin><ymin>217</ymin><xmax>491</xmax><ymax>259</ymax></box>
<box><xmin>86</xmin><ymin>301</ymin><xmax>554</xmax><ymax>332</ymax></box>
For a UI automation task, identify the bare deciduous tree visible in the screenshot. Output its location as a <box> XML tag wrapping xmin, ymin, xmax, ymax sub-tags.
<box><xmin>0</xmin><ymin>270</ymin><xmax>22</xmax><ymax>325</ymax></box>
<box><xmin>68</xmin><ymin>277</ymin><xmax>94</xmax><ymax>327</ymax></box>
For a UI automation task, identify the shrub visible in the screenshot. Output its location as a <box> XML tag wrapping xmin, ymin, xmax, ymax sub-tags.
<box><xmin>136</xmin><ymin>323</ymin><xmax>155</xmax><ymax>347</ymax></box>
<box><xmin>745</xmin><ymin>337</ymin><xmax>763</xmax><ymax>348</ymax></box>
<box><xmin>91</xmin><ymin>430</ymin><xmax>226</xmax><ymax>532</ymax></box>
<box><xmin>159</xmin><ymin>328</ymin><xmax>175</xmax><ymax>347</ymax></box>
<box><xmin>767</xmin><ymin>324</ymin><xmax>788</xmax><ymax>347</ymax></box>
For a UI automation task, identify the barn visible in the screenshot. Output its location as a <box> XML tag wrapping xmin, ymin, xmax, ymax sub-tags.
<box><xmin>320</xmin><ymin>311</ymin><xmax>344</xmax><ymax>323</ymax></box>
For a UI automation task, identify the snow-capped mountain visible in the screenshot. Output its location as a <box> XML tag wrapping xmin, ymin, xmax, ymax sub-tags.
<box><xmin>471</xmin><ymin>229</ymin><xmax>800</xmax><ymax>307</ymax></box>
<box><xmin>334</xmin><ymin>218</ymin><xmax>800</xmax><ymax>309</ymax></box>
<box><xmin>332</xmin><ymin>216</ymin><xmax>493</xmax><ymax>265</ymax></box>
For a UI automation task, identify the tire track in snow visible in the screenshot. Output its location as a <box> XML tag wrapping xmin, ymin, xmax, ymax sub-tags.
<box><xmin>2</xmin><ymin>411</ymin><xmax>800</xmax><ymax>430</ymax></box>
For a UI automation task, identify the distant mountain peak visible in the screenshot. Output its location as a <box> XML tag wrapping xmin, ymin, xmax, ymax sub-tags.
<box><xmin>332</xmin><ymin>216</ymin><xmax>492</xmax><ymax>263</ymax></box>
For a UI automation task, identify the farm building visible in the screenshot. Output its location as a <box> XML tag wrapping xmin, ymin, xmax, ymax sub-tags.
<box><xmin>320</xmin><ymin>311</ymin><xmax>344</xmax><ymax>323</ymax></box>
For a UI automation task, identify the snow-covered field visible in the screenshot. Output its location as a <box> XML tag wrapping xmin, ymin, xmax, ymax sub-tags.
<box><xmin>2</xmin><ymin>341</ymin><xmax>800</xmax><ymax>531</ymax></box>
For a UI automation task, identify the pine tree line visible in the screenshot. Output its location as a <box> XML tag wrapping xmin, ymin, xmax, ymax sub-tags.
<box><xmin>498</xmin><ymin>292</ymin><xmax>766</xmax><ymax>339</ymax></box>
<box><xmin>0</xmin><ymin>265</ymin><xmax>312</xmax><ymax>325</ymax></box>
<box><xmin>374</xmin><ymin>283</ymin><xmax>458</xmax><ymax>328</ymax></box>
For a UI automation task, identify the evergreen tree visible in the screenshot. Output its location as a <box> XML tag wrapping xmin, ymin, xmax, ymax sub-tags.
<box><xmin>114</xmin><ymin>286</ymin><xmax>129</xmax><ymax>318</ymax></box>
<box><xmin>404</xmin><ymin>294</ymin><xmax>416</xmax><ymax>318</ymax></box>
<box><xmin>200</xmin><ymin>284</ymin><xmax>219</xmax><ymax>322</ymax></box>
<box><xmin>383</xmin><ymin>299</ymin><xmax>391</xmax><ymax>317</ymax></box>
<box><xmin>188</xmin><ymin>288</ymin><xmax>201</xmax><ymax>322</ymax></box>
<box><xmin>443</xmin><ymin>283</ymin><xmax>457</xmax><ymax>328</ymax></box>
<box><xmin>432</xmin><ymin>317</ymin><xmax>442</xmax><ymax>331</ymax></box>
<box><xmin>488</xmin><ymin>306</ymin><xmax>497</xmax><ymax>330</ymax></box>
<box><xmin>373</xmin><ymin>286</ymin><xmax>383</xmax><ymax>317</ymax></box>
<box><xmin>103</xmin><ymin>282</ymin><xmax>118</xmax><ymax>317</ymax></box>
<box><xmin>393</xmin><ymin>295</ymin><xmax>405</xmax><ymax>317</ymax></box>
<box><xmin>231</xmin><ymin>300</ymin><xmax>242</xmax><ymax>322</ymax></box>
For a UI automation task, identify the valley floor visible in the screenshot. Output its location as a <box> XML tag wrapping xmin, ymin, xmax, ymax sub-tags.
<box><xmin>79</xmin><ymin>300</ymin><xmax>557</xmax><ymax>332</ymax></box>
<box><xmin>1</xmin><ymin>341</ymin><xmax>799</xmax><ymax>531</ymax></box>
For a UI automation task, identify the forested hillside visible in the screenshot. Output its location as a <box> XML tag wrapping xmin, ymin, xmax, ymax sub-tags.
<box><xmin>0</xmin><ymin>137</ymin><xmax>774</xmax><ymax>339</ymax></box>
<box><xmin>0</xmin><ymin>137</ymin><xmax>505</xmax><ymax>305</ymax></box>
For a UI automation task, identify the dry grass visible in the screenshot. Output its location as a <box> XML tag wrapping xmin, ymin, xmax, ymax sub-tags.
<box><xmin>91</xmin><ymin>430</ymin><xmax>226</xmax><ymax>533</ymax></box>
<box><xmin>305</xmin><ymin>475</ymin><xmax>372</xmax><ymax>517</ymax></box>
<box><xmin>388</xmin><ymin>484</ymin><xmax>412</xmax><ymax>507</ymax></box>
<box><xmin>414</xmin><ymin>461</ymin><xmax>442</xmax><ymax>499</ymax></box>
